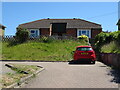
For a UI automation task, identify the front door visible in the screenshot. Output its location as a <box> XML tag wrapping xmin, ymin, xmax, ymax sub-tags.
<box><xmin>52</xmin><ymin>23</ymin><xmax>67</xmax><ymax>36</ymax></box>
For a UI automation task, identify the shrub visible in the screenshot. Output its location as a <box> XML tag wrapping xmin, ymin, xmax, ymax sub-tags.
<box><xmin>95</xmin><ymin>31</ymin><xmax>120</xmax><ymax>53</ymax></box>
<box><xmin>95</xmin><ymin>32</ymin><xmax>109</xmax><ymax>44</ymax></box>
<box><xmin>77</xmin><ymin>35</ymin><xmax>88</xmax><ymax>42</ymax></box>
<box><xmin>95</xmin><ymin>32</ymin><xmax>110</xmax><ymax>52</ymax></box>
<box><xmin>117</xmin><ymin>31</ymin><xmax>120</xmax><ymax>44</ymax></box>
<box><xmin>16</xmin><ymin>28</ymin><xmax>29</xmax><ymax>43</ymax></box>
<box><xmin>40</xmin><ymin>36</ymin><xmax>55</xmax><ymax>43</ymax></box>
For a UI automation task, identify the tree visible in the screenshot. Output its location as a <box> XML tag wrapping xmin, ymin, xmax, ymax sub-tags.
<box><xmin>16</xmin><ymin>28</ymin><xmax>29</xmax><ymax>43</ymax></box>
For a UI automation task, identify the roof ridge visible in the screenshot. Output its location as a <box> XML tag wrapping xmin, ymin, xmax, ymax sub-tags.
<box><xmin>19</xmin><ymin>19</ymin><xmax>45</xmax><ymax>26</ymax></box>
<box><xmin>18</xmin><ymin>18</ymin><xmax>101</xmax><ymax>27</ymax></box>
<box><xmin>77</xmin><ymin>18</ymin><xmax>101</xmax><ymax>26</ymax></box>
<box><xmin>0</xmin><ymin>24</ymin><xmax>6</xmax><ymax>28</ymax></box>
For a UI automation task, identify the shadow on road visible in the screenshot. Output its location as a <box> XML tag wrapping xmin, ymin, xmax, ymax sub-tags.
<box><xmin>68</xmin><ymin>60</ymin><xmax>93</xmax><ymax>65</ymax></box>
<box><xmin>107</xmin><ymin>68</ymin><xmax>120</xmax><ymax>84</ymax></box>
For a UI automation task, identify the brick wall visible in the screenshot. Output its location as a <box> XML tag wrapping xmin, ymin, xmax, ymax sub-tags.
<box><xmin>91</xmin><ymin>29</ymin><xmax>102</xmax><ymax>38</ymax></box>
<box><xmin>0</xmin><ymin>28</ymin><xmax>4</xmax><ymax>36</ymax></box>
<box><xmin>41</xmin><ymin>28</ymin><xmax>50</xmax><ymax>36</ymax></box>
<box><xmin>40</xmin><ymin>28</ymin><xmax>101</xmax><ymax>38</ymax></box>
<box><xmin>100</xmin><ymin>53</ymin><xmax>120</xmax><ymax>68</ymax></box>
<box><xmin>66</xmin><ymin>28</ymin><xmax>77</xmax><ymax>37</ymax></box>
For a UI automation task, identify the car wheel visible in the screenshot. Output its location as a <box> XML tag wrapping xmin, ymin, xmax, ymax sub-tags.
<box><xmin>92</xmin><ymin>61</ymin><xmax>95</xmax><ymax>64</ymax></box>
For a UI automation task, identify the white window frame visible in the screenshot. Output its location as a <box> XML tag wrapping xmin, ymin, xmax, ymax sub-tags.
<box><xmin>30</xmin><ymin>29</ymin><xmax>40</xmax><ymax>38</ymax></box>
<box><xmin>77</xmin><ymin>29</ymin><xmax>91</xmax><ymax>38</ymax></box>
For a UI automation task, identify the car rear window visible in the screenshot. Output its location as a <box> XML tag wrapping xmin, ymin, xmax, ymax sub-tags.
<box><xmin>76</xmin><ymin>47</ymin><xmax>92</xmax><ymax>51</ymax></box>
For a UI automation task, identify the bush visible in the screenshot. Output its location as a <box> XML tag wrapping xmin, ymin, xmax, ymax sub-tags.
<box><xmin>117</xmin><ymin>31</ymin><xmax>120</xmax><ymax>44</ymax></box>
<box><xmin>95</xmin><ymin>31</ymin><xmax>120</xmax><ymax>53</ymax></box>
<box><xmin>16</xmin><ymin>28</ymin><xmax>29</xmax><ymax>43</ymax></box>
<box><xmin>40</xmin><ymin>36</ymin><xmax>55</xmax><ymax>43</ymax></box>
<box><xmin>77</xmin><ymin>35</ymin><xmax>88</xmax><ymax>42</ymax></box>
<box><xmin>95</xmin><ymin>32</ymin><xmax>109</xmax><ymax>44</ymax></box>
<box><xmin>95</xmin><ymin>32</ymin><xmax>111</xmax><ymax>52</ymax></box>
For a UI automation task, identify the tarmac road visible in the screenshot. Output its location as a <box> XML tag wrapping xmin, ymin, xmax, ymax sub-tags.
<box><xmin>1</xmin><ymin>61</ymin><xmax>119</xmax><ymax>88</ymax></box>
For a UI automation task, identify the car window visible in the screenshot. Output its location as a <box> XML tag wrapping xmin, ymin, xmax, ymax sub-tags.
<box><xmin>76</xmin><ymin>47</ymin><xmax>92</xmax><ymax>51</ymax></box>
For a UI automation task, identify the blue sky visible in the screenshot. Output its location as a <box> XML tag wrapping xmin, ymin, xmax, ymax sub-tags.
<box><xmin>118</xmin><ymin>1</ymin><xmax>120</xmax><ymax>19</ymax></box>
<box><xmin>2</xmin><ymin>2</ymin><xmax>118</xmax><ymax>35</ymax></box>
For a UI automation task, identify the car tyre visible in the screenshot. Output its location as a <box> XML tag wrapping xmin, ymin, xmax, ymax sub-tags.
<box><xmin>92</xmin><ymin>61</ymin><xmax>95</xmax><ymax>64</ymax></box>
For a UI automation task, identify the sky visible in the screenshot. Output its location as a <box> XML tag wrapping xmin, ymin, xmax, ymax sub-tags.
<box><xmin>118</xmin><ymin>1</ymin><xmax>120</xmax><ymax>19</ymax></box>
<box><xmin>2</xmin><ymin>2</ymin><xmax>118</xmax><ymax>35</ymax></box>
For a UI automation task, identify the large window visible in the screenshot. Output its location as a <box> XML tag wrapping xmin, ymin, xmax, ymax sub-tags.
<box><xmin>30</xmin><ymin>29</ymin><xmax>40</xmax><ymax>38</ymax></box>
<box><xmin>77</xmin><ymin>29</ymin><xmax>91</xmax><ymax>38</ymax></box>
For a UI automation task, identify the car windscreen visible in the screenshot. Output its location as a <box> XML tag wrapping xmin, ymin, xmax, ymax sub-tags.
<box><xmin>76</xmin><ymin>47</ymin><xmax>92</xmax><ymax>51</ymax></box>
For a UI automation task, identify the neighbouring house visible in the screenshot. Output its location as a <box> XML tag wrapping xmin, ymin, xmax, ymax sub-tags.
<box><xmin>0</xmin><ymin>24</ymin><xmax>6</xmax><ymax>37</ymax></box>
<box><xmin>17</xmin><ymin>18</ymin><xmax>102</xmax><ymax>38</ymax></box>
<box><xmin>117</xmin><ymin>19</ymin><xmax>120</xmax><ymax>31</ymax></box>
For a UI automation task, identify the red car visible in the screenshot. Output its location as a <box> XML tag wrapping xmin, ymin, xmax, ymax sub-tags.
<box><xmin>73</xmin><ymin>46</ymin><xmax>96</xmax><ymax>64</ymax></box>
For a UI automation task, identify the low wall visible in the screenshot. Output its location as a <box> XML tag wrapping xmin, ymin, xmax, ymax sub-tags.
<box><xmin>100</xmin><ymin>53</ymin><xmax>120</xmax><ymax>68</ymax></box>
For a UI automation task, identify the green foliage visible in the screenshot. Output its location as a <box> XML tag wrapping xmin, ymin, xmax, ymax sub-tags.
<box><xmin>95</xmin><ymin>32</ymin><xmax>109</xmax><ymax>45</ymax></box>
<box><xmin>95</xmin><ymin>31</ymin><xmax>120</xmax><ymax>53</ymax></box>
<box><xmin>40</xmin><ymin>36</ymin><xmax>55</xmax><ymax>43</ymax></box>
<box><xmin>117</xmin><ymin>31</ymin><xmax>120</xmax><ymax>44</ymax></box>
<box><xmin>16</xmin><ymin>28</ymin><xmax>29</xmax><ymax>43</ymax></box>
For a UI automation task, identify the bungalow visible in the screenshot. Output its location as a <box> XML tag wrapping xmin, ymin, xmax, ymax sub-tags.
<box><xmin>0</xmin><ymin>24</ymin><xmax>6</xmax><ymax>37</ymax></box>
<box><xmin>17</xmin><ymin>18</ymin><xmax>102</xmax><ymax>38</ymax></box>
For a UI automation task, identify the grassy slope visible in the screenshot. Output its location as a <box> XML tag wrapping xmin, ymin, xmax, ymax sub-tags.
<box><xmin>101</xmin><ymin>41</ymin><xmax>120</xmax><ymax>53</ymax></box>
<box><xmin>2</xmin><ymin>40</ymin><xmax>87</xmax><ymax>61</ymax></box>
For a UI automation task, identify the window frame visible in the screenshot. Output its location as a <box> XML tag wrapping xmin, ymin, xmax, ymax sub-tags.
<box><xmin>77</xmin><ymin>29</ymin><xmax>91</xmax><ymax>38</ymax></box>
<box><xmin>30</xmin><ymin>29</ymin><xmax>40</xmax><ymax>38</ymax></box>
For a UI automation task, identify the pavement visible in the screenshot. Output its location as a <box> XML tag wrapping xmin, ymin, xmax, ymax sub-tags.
<box><xmin>0</xmin><ymin>61</ymin><xmax>119</xmax><ymax>88</ymax></box>
<box><xmin>0</xmin><ymin>62</ymin><xmax>15</xmax><ymax>75</ymax></box>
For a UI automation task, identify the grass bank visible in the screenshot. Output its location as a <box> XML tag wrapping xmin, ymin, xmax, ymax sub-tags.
<box><xmin>2</xmin><ymin>39</ymin><xmax>88</xmax><ymax>61</ymax></box>
<box><xmin>101</xmin><ymin>41</ymin><xmax>120</xmax><ymax>53</ymax></box>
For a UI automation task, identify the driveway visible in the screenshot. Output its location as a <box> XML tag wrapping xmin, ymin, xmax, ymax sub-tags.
<box><xmin>1</xmin><ymin>61</ymin><xmax>119</xmax><ymax>88</ymax></box>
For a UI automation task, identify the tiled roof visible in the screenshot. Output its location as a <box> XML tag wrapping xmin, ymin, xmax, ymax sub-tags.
<box><xmin>0</xmin><ymin>24</ymin><xmax>6</xmax><ymax>28</ymax></box>
<box><xmin>18</xmin><ymin>18</ymin><xmax>102</xmax><ymax>29</ymax></box>
<box><xmin>117</xmin><ymin>19</ymin><xmax>120</xmax><ymax>25</ymax></box>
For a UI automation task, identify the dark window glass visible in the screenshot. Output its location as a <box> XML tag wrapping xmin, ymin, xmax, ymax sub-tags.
<box><xmin>31</xmin><ymin>30</ymin><xmax>35</xmax><ymax>33</ymax></box>
<box><xmin>77</xmin><ymin>47</ymin><xmax>92</xmax><ymax>51</ymax></box>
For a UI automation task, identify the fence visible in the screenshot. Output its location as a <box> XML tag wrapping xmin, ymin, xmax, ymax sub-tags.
<box><xmin>2</xmin><ymin>35</ymin><xmax>15</xmax><ymax>41</ymax></box>
<box><xmin>100</xmin><ymin>53</ymin><xmax>120</xmax><ymax>68</ymax></box>
<box><xmin>2</xmin><ymin>35</ymin><xmax>78</xmax><ymax>42</ymax></box>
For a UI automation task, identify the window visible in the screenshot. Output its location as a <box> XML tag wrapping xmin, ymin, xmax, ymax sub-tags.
<box><xmin>77</xmin><ymin>47</ymin><xmax>92</xmax><ymax>51</ymax></box>
<box><xmin>30</xmin><ymin>29</ymin><xmax>40</xmax><ymax>38</ymax></box>
<box><xmin>31</xmin><ymin>30</ymin><xmax>35</xmax><ymax>33</ymax></box>
<box><xmin>77</xmin><ymin>29</ymin><xmax>91</xmax><ymax>38</ymax></box>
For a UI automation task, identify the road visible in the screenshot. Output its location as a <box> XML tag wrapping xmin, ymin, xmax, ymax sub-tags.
<box><xmin>0</xmin><ymin>62</ymin><xmax>15</xmax><ymax>75</ymax></box>
<box><xmin>1</xmin><ymin>61</ymin><xmax>119</xmax><ymax>88</ymax></box>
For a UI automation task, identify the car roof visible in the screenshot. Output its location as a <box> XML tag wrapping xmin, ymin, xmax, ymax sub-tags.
<box><xmin>76</xmin><ymin>46</ymin><xmax>92</xmax><ymax>48</ymax></box>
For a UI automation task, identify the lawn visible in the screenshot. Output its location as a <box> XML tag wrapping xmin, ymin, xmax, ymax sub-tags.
<box><xmin>2</xmin><ymin>39</ymin><xmax>88</xmax><ymax>61</ymax></box>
